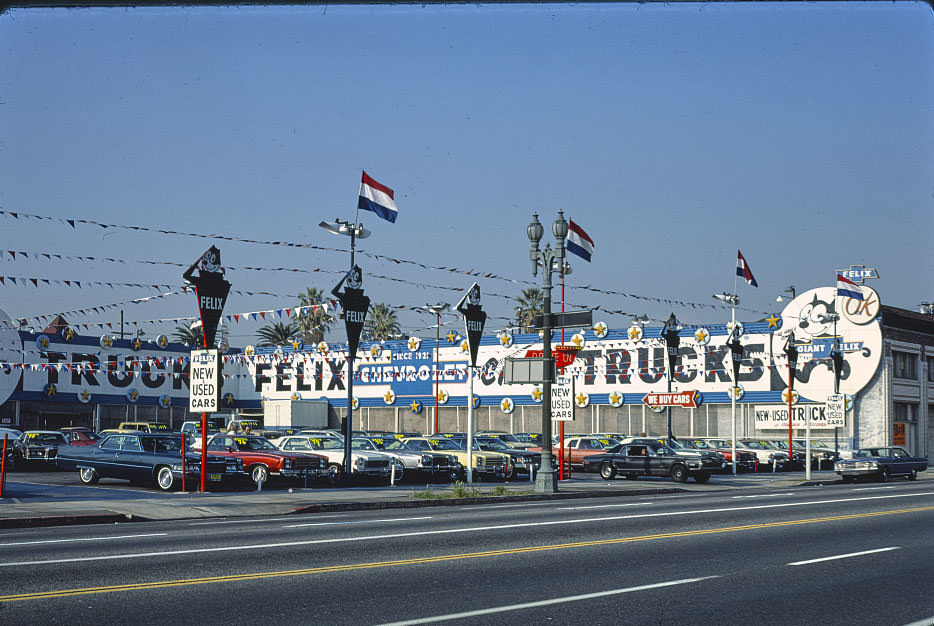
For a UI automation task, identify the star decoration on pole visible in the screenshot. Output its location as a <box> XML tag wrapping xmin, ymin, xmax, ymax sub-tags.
<box><xmin>437</xmin><ymin>389</ymin><xmax>449</xmax><ymax>404</ymax></box>
<box><xmin>628</xmin><ymin>326</ymin><xmax>643</xmax><ymax>341</ymax></box>
<box><xmin>766</xmin><ymin>314</ymin><xmax>781</xmax><ymax>329</ymax></box>
<box><xmin>531</xmin><ymin>387</ymin><xmax>543</xmax><ymax>402</ymax></box>
<box><xmin>445</xmin><ymin>331</ymin><xmax>458</xmax><ymax>344</ymax></box>
<box><xmin>609</xmin><ymin>391</ymin><xmax>623</xmax><ymax>407</ymax></box>
<box><xmin>409</xmin><ymin>400</ymin><xmax>423</xmax><ymax>414</ymax></box>
<box><xmin>500</xmin><ymin>398</ymin><xmax>514</xmax><ymax>413</ymax></box>
<box><xmin>383</xmin><ymin>389</ymin><xmax>396</xmax><ymax>405</ymax></box>
<box><xmin>575</xmin><ymin>392</ymin><xmax>590</xmax><ymax>407</ymax></box>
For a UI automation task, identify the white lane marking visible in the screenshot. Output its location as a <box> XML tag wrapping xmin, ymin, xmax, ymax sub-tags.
<box><xmin>3</xmin><ymin>491</ymin><xmax>932</xmax><ymax>568</ymax></box>
<box><xmin>558</xmin><ymin>503</ymin><xmax>649</xmax><ymax>510</ymax></box>
<box><xmin>372</xmin><ymin>576</ymin><xmax>719</xmax><ymax>626</ymax></box>
<box><xmin>0</xmin><ymin>533</ymin><xmax>167</xmax><ymax>547</ymax></box>
<box><xmin>788</xmin><ymin>546</ymin><xmax>900</xmax><ymax>566</ymax></box>
<box><xmin>854</xmin><ymin>486</ymin><xmax>898</xmax><ymax>491</ymax></box>
<box><xmin>188</xmin><ymin>515</ymin><xmax>350</xmax><ymax>526</ymax></box>
<box><xmin>900</xmin><ymin>616</ymin><xmax>934</xmax><ymax>626</ymax></box>
<box><xmin>283</xmin><ymin>516</ymin><xmax>431</xmax><ymax>528</ymax></box>
<box><xmin>732</xmin><ymin>492</ymin><xmax>796</xmax><ymax>499</ymax></box>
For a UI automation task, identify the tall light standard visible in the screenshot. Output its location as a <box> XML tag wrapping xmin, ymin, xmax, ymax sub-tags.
<box><xmin>776</xmin><ymin>286</ymin><xmax>796</xmax><ymax>303</ymax></box>
<box><xmin>527</xmin><ymin>211</ymin><xmax>568</xmax><ymax>494</ymax></box>
<box><xmin>828</xmin><ymin>311</ymin><xmax>843</xmax><ymax>463</ymax></box>
<box><xmin>713</xmin><ymin>291</ymin><xmax>740</xmax><ymax>474</ymax></box>
<box><xmin>418</xmin><ymin>303</ymin><xmax>449</xmax><ymax>434</ymax></box>
<box><xmin>784</xmin><ymin>331</ymin><xmax>799</xmax><ymax>467</ymax></box>
<box><xmin>320</xmin><ymin>218</ymin><xmax>371</xmax><ymax>485</ymax></box>
<box><xmin>660</xmin><ymin>313</ymin><xmax>682</xmax><ymax>445</ymax></box>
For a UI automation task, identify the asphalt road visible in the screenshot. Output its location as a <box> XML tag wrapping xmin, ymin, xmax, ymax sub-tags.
<box><xmin>2</xmin><ymin>481</ymin><xmax>933</xmax><ymax>626</ymax></box>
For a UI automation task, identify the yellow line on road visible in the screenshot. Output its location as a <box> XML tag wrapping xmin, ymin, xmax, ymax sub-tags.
<box><xmin>4</xmin><ymin>504</ymin><xmax>933</xmax><ymax>603</ymax></box>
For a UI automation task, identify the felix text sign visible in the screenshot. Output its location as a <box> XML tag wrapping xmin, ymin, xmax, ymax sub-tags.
<box><xmin>189</xmin><ymin>349</ymin><xmax>220</xmax><ymax>412</ymax></box>
<box><xmin>551</xmin><ymin>374</ymin><xmax>574</xmax><ymax>421</ymax></box>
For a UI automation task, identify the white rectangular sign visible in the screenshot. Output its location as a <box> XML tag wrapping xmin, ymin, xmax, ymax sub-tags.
<box><xmin>825</xmin><ymin>394</ymin><xmax>846</xmax><ymax>427</ymax></box>
<box><xmin>551</xmin><ymin>375</ymin><xmax>575</xmax><ymax>422</ymax></box>
<box><xmin>754</xmin><ymin>404</ymin><xmax>846</xmax><ymax>430</ymax></box>
<box><xmin>189</xmin><ymin>349</ymin><xmax>220</xmax><ymax>412</ymax></box>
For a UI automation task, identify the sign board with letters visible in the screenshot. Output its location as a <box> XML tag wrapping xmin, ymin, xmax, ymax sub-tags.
<box><xmin>755</xmin><ymin>404</ymin><xmax>845</xmax><ymax>430</ymax></box>
<box><xmin>189</xmin><ymin>349</ymin><xmax>220</xmax><ymax>412</ymax></box>
<box><xmin>825</xmin><ymin>394</ymin><xmax>845</xmax><ymax>427</ymax></box>
<box><xmin>551</xmin><ymin>374</ymin><xmax>574</xmax><ymax>421</ymax></box>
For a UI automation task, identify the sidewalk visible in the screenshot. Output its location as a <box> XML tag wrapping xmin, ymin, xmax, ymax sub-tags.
<box><xmin>0</xmin><ymin>470</ymin><xmax>891</xmax><ymax>529</ymax></box>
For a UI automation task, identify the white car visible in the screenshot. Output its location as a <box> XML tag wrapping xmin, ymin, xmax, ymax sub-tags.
<box><xmin>353</xmin><ymin>437</ymin><xmax>461</xmax><ymax>482</ymax></box>
<box><xmin>275</xmin><ymin>435</ymin><xmax>397</xmax><ymax>483</ymax></box>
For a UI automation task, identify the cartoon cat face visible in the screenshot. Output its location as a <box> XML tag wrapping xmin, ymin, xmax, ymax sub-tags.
<box><xmin>797</xmin><ymin>294</ymin><xmax>836</xmax><ymax>337</ymax></box>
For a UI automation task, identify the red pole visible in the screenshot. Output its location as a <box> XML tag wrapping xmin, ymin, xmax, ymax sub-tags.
<box><xmin>200</xmin><ymin>331</ymin><xmax>208</xmax><ymax>492</ymax></box>
<box><xmin>434</xmin><ymin>311</ymin><xmax>440</xmax><ymax>435</ymax></box>
<box><xmin>181</xmin><ymin>432</ymin><xmax>186</xmax><ymax>492</ymax></box>
<box><xmin>788</xmin><ymin>365</ymin><xmax>794</xmax><ymax>470</ymax></box>
<box><xmin>559</xmin><ymin>271</ymin><xmax>566</xmax><ymax>480</ymax></box>
<box><xmin>0</xmin><ymin>434</ymin><xmax>7</xmax><ymax>498</ymax></box>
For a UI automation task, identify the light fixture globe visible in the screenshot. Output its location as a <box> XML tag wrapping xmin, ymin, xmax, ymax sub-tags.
<box><xmin>527</xmin><ymin>213</ymin><xmax>544</xmax><ymax>244</ymax></box>
<box><xmin>552</xmin><ymin>210</ymin><xmax>568</xmax><ymax>240</ymax></box>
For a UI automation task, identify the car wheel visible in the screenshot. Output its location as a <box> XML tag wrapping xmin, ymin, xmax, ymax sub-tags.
<box><xmin>504</xmin><ymin>461</ymin><xmax>514</xmax><ymax>481</ymax></box>
<box><xmin>78</xmin><ymin>467</ymin><xmax>99</xmax><ymax>485</ymax></box>
<box><xmin>878</xmin><ymin>468</ymin><xmax>889</xmax><ymax>483</ymax></box>
<box><xmin>156</xmin><ymin>466</ymin><xmax>176</xmax><ymax>491</ymax></box>
<box><xmin>249</xmin><ymin>464</ymin><xmax>270</xmax><ymax>486</ymax></box>
<box><xmin>599</xmin><ymin>462</ymin><xmax>617</xmax><ymax>480</ymax></box>
<box><xmin>694</xmin><ymin>471</ymin><xmax>711</xmax><ymax>483</ymax></box>
<box><xmin>326</xmin><ymin>463</ymin><xmax>342</xmax><ymax>485</ymax></box>
<box><xmin>908</xmin><ymin>469</ymin><xmax>918</xmax><ymax>481</ymax></box>
<box><xmin>389</xmin><ymin>464</ymin><xmax>404</xmax><ymax>484</ymax></box>
<box><xmin>670</xmin><ymin>464</ymin><xmax>689</xmax><ymax>483</ymax></box>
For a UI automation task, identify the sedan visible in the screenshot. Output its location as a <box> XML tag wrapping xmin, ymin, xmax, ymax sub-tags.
<box><xmin>55</xmin><ymin>432</ymin><xmax>245</xmax><ymax>491</ymax></box>
<box><xmin>582</xmin><ymin>442</ymin><xmax>720</xmax><ymax>483</ymax></box>
<box><xmin>835</xmin><ymin>447</ymin><xmax>928</xmax><ymax>483</ymax></box>
<box><xmin>199</xmin><ymin>434</ymin><xmax>330</xmax><ymax>486</ymax></box>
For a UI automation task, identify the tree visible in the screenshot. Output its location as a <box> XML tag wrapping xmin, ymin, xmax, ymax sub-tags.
<box><xmin>172</xmin><ymin>322</ymin><xmax>203</xmax><ymax>347</ymax></box>
<box><xmin>256</xmin><ymin>320</ymin><xmax>301</xmax><ymax>347</ymax></box>
<box><xmin>364</xmin><ymin>303</ymin><xmax>401</xmax><ymax>342</ymax></box>
<box><xmin>296</xmin><ymin>287</ymin><xmax>333</xmax><ymax>344</ymax></box>
<box><xmin>514</xmin><ymin>287</ymin><xmax>544</xmax><ymax>333</ymax></box>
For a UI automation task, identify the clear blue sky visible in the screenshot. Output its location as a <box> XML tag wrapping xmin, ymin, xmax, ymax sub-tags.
<box><xmin>0</xmin><ymin>2</ymin><xmax>931</xmax><ymax>345</ymax></box>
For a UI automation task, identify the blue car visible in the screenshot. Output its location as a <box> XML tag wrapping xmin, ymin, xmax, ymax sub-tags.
<box><xmin>56</xmin><ymin>432</ymin><xmax>245</xmax><ymax>491</ymax></box>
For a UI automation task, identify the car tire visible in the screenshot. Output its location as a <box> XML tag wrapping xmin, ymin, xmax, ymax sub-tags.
<box><xmin>694</xmin><ymin>471</ymin><xmax>711</xmax><ymax>483</ymax></box>
<box><xmin>78</xmin><ymin>467</ymin><xmax>99</xmax><ymax>485</ymax></box>
<box><xmin>879</xmin><ymin>468</ymin><xmax>889</xmax><ymax>483</ymax></box>
<box><xmin>249</xmin><ymin>464</ymin><xmax>270</xmax><ymax>486</ymax></box>
<box><xmin>156</xmin><ymin>466</ymin><xmax>176</xmax><ymax>491</ymax></box>
<box><xmin>599</xmin><ymin>462</ymin><xmax>617</xmax><ymax>481</ymax></box>
<box><xmin>908</xmin><ymin>469</ymin><xmax>918</xmax><ymax>481</ymax></box>
<box><xmin>326</xmin><ymin>463</ymin><xmax>342</xmax><ymax>485</ymax></box>
<box><xmin>670</xmin><ymin>464</ymin><xmax>689</xmax><ymax>483</ymax></box>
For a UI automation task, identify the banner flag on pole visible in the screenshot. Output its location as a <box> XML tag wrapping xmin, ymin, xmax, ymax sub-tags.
<box><xmin>736</xmin><ymin>250</ymin><xmax>758</xmax><ymax>287</ymax></box>
<box><xmin>565</xmin><ymin>219</ymin><xmax>594</xmax><ymax>262</ymax></box>
<box><xmin>358</xmin><ymin>171</ymin><xmax>398</xmax><ymax>223</ymax></box>
<box><xmin>837</xmin><ymin>273</ymin><xmax>864</xmax><ymax>301</ymax></box>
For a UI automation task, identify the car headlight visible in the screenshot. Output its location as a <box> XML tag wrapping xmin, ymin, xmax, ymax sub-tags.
<box><xmin>356</xmin><ymin>457</ymin><xmax>367</xmax><ymax>468</ymax></box>
<box><xmin>421</xmin><ymin>454</ymin><xmax>432</xmax><ymax>465</ymax></box>
<box><xmin>283</xmin><ymin>459</ymin><xmax>292</xmax><ymax>469</ymax></box>
<box><xmin>171</xmin><ymin>464</ymin><xmax>183</xmax><ymax>471</ymax></box>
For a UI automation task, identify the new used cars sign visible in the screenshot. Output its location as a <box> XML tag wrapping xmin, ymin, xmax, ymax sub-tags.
<box><xmin>189</xmin><ymin>349</ymin><xmax>220</xmax><ymax>412</ymax></box>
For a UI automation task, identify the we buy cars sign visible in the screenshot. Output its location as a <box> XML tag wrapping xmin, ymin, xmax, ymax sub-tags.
<box><xmin>641</xmin><ymin>390</ymin><xmax>700</xmax><ymax>409</ymax></box>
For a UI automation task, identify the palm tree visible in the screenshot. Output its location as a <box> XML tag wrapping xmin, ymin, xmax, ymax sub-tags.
<box><xmin>364</xmin><ymin>303</ymin><xmax>401</xmax><ymax>342</ymax></box>
<box><xmin>172</xmin><ymin>322</ymin><xmax>204</xmax><ymax>347</ymax></box>
<box><xmin>514</xmin><ymin>287</ymin><xmax>544</xmax><ymax>332</ymax></box>
<box><xmin>296</xmin><ymin>287</ymin><xmax>333</xmax><ymax>344</ymax></box>
<box><xmin>256</xmin><ymin>320</ymin><xmax>301</xmax><ymax>347</ymax></box>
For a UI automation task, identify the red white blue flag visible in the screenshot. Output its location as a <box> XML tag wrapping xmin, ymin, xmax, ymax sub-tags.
<box><xmin>358</xmin><ymin>171</ymin><xmax>398</xmax><ymax>223</ymax></box>
<box><xmin>565</xmin><ymin>219</ymin><xmax>594</xmax><ymax>262</ymax></box>
<box><xmin>837</xmin><ymin>274</ymin><xmax>864</xmax><ymax>301</ymax></box>
<box><xmin>736</xmin><ymin>250</ymin><xmax>757</xmax><ymax>287</ymax></box>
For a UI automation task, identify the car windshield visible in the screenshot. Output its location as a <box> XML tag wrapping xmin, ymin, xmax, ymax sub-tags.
<box><xmin>305</xmin><ymin>438</ymin><xmax>343</xmax><ymax>450</ymax></box>
<box><xmin>142</xmin><ymin>436</ymin><xmax>184</xmax><ymax>453</ymax></box>
<box><xmin>27</xmin><ymin>433</ymin><xmax>65</xmax><ymax>444</ymax></box>
<box><xmin>234</xmin><ymin>437</ymin><xmax>278</xmax><ymax>451</ymax></box>
<box><xmin>425</xmin><ymin>439</ymin><xmax>462</xmax><ymax>451</ymax></box>
<box><xmin>742</xmin><ymin>441</ymin><xmax>768</xmax><ymax>450</ymax></box>
<box><xmin>351</xmin><ymin>439</ymin><xmax>376</xmax><ymax>451</ymax></box>
<box><xmin>476</xmin><ymin>438</ymin><xmax>510</xmax><ymax>451</ymax></box>
<box><xmin>494</xmin><ymin>434</ymin><xmax>520</xmax><ymax>444</ymax></box>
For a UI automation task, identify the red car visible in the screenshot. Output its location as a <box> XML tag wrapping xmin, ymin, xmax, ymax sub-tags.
<box><xmin>59</xmin><ymin>427</ymin><xmax>102</xmax><ymax>447</ymax></box>
<box><xmin>194</xmin><ymin>434</ymin><xmax>329</xmax><ymax>486</ymax></box>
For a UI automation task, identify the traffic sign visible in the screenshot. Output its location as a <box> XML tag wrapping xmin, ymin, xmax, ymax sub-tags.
<box><xmin>189</xmin><ymin>349</ymin><xmax>220</xmax><ymax>412</ymax></box>
<box><xmin>531</xmin><ymin>310</ymin><xmax>593</xmax><ymax>330</ymax></box>
<box><xmin>641</xmin><ymin>390</ymin><xmax>700</xmax><ymax>409</ymax></box>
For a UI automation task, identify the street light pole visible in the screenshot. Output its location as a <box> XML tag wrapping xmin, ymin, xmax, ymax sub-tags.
<box><xmin>829</xmin><ymin>312</ymin><xmax>844</xmax><ymax>463</ymax></box>
<box><xmin>527</xmin><ymin>211</ymin><xmax>568</xmax><ymax>494</ymax></box>
<box><xmin>419</xmin><ymin>303</ymin><xmax>449</xmax><ymax>434</ymax></box>
<box><xmin>713</xmin><ymin>291</ymin><xmax>740</xmax><ymax>474</ymax></box>
<box><xmin>784</xmin><ymin>331</ymin><xmax>799</xmax><ymax>470</ymax></box>
<box><xmin>660</xmin><ymin>313</ymin><xmax>682</xmax><ymax>445</ymax></box>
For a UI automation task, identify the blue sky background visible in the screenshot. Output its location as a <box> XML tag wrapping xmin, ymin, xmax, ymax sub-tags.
<box><xmin>0</xmin><ymin>2</ymin><xmax>931</xmax><ymax>345</ymax></box>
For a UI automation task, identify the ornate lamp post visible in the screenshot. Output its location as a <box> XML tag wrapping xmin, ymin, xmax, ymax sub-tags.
<box><xmin>829</xmin><ymin>312</ymin><xmax>844</xmax><ymax>462</ymax></box>
<box><xmin>726</xmin><ymin>323</ymin><xmax>744</xmax><ymax>475</ymax></box>
<box><xmin>527</xmin><ymin>211</ymin><xmax>568</xmax><ymax>494</ymax></box>
<box><xmin>418</xmin><ymin>303</ymin><xmax>450</xmax><ymax>434</ymax></box>
<box><xmin>783</xmin><ymin>331</ymin><xmax>799</xmax><ymax>464</ymax></box>
<box><xmin>660</xmin><ymin>313</ymin><xmax>682</xmax><ymax>445</ymax></box>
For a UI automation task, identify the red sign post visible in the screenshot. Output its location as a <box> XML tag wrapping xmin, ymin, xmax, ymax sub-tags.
<box><xmin>641</xmin><ymin>390</ymin><xmax>701</xmax><ymax>409</ymax></box>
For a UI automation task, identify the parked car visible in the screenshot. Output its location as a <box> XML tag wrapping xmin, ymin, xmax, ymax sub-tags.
<box><xmin>197</xmin><ymin>434</ymin><xmax>329</xmax><ymax>486</ymax></box>
<box><xmin>692</xmin><ymin>438</ymin><xmax>757</xmax><ymax>472</ymax></box>
<box><xmin>736</xmin><ymin>440</ymin><xmax>790</xmax><ymax>471</ymax></box>
<box><xmin>475</xmin><ymin>430</ymin><xmax>538</xmax><ymax>451</ymax></box>
<box><xmin>762</xmin><ymin>439</ymin><xmax>806</xmax><ymax>470</ymax></box>
<box><xmin>514</xmin><ymin>432</ymin><xmax>542</xmax><ymax>446</ymax></box>
<box><xmin>117</xmin><ymin>421</ymin><xmax>172</xmax><ymax>434</ymax></box>
<box><xmin>582</xmin><ymin>441</ymin><xmax>720</xmax><ymax>483</ymax></box>
<box><xmin>620</xmin><ymin>437</ymin><xmax>726</xmax><ymax>472</ymax></box>
<box><xmin>55</xmin><ymin>432</ymin><xmax>245</xmax><ymax>491</ymax></box>
<box><xmin>357</xmin><ymin>436</ymin><xmax>460</xmax><ymax>482</ymax></box>
<box><xmin>180</xmin><ymin>420</ymin><xmax>221</xmax><ymax>440</ymax></box>
<box><xmin>532</xmin><ymin>436</ymin><xmax>621</xmax><ymax>470</ymax></box>
<box><xmin>273</xmin><ymin>435</ymin><xmax>394</xmax><ymax>484</ymax></box>
<box><xmin>59</xmin><ymin>427</ymin><xmax>102</xmax><ymax>446</ymax></box>
<box><xmin>17</xmin><ymin>430</ymin><xmax>70</xmax><ymax>468</ymax></box>
<box><xmin>449</xmin><ymin>436</ymin><xmax>542</xmax><ymax>478</ymax></box>
<box><xmin>791</xmin><ymin>439</ymin><xmax>837</xmax><ymax>469</ymax></box>
<box><xmin>835</xmin><ymin>447</ymin><xmax>928</xmax><ymax>483</ymax></box>
<box><xmin>402</xmin><ymin>436</ymin><xmax>509</xmax><ymax>481</ymax></box>
<box><xmin>0</xmin><ymin>426</ymin><xmax>20</xmax><ymax>471</ymax></box>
